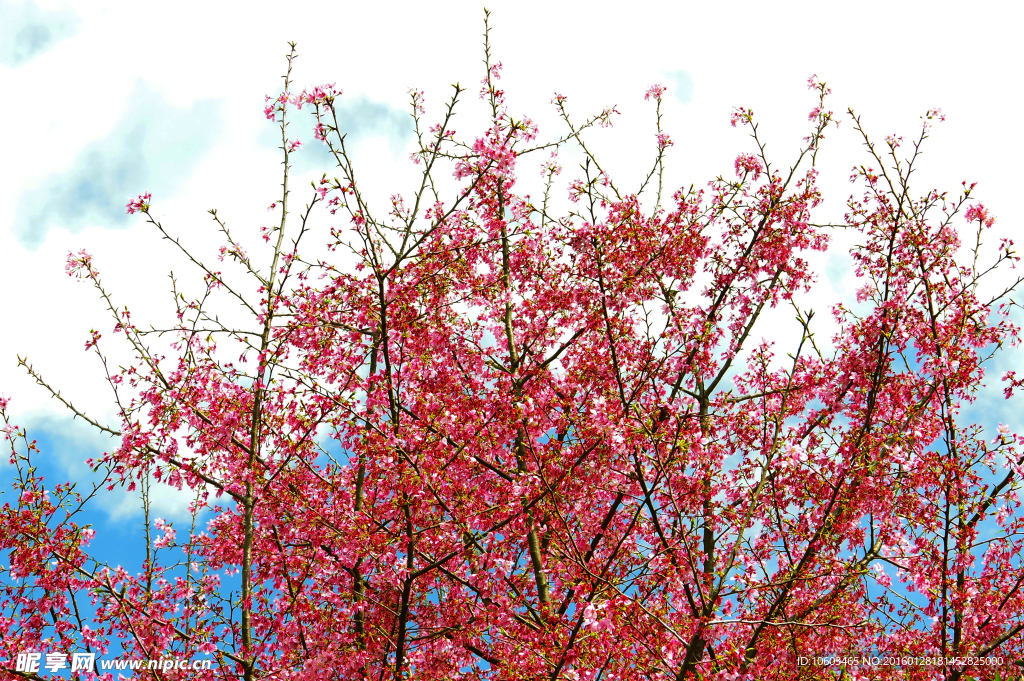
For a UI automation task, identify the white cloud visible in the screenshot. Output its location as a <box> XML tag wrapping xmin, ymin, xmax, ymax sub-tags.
<box><xmin>0</xmin><ymin>0</ymin><xmax>78</xmax><ymax>66</ymax></box>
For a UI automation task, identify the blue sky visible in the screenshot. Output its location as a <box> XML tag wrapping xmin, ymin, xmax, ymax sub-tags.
<box><xmin>1</xmin><ymin>0</ymin><xmax>1023</xmax><ymax>667</ymax></box>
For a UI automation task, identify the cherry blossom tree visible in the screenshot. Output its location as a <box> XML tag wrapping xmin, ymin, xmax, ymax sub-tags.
<box><xmin>3</xmin><ymin>12</ymin><xmax>1024</xmax><ymax>681</ymax></box>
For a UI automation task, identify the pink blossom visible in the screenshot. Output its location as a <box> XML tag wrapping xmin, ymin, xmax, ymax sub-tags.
<box><xmin>125</xmin><ymin>192</ymin><xmax>151</xmax><ymax>215</ymax></box>
<box><xmin>730</xmin><ymin>107</ymin><xmax>752</xmax><ymax>127</ymax></box>
<box><xmin>408</xmin><ymin>88</ymin><xmax>426</xmax><ymax>115</ymax></box>
<box><xmin>582</xmin><ymin>602</ymin><xmax>614</xmax><ymax>633</ymax></box>
<box><xmin>872</xmin><ymin>563</ymin><xmax>892</xmax><ymax>588</ymax></box>
<box><xmin>645</xmin><ymin>83</ymin><xmax>667</xmax><ymax>101</ymax></box>
<box><xmin>922</xmin><ymin>107</ymin><xmax>946</xmax><ymax>129</ymax></box>
<box><xmin>733</xmin><ymin>153</ymin><xmax>763</xmax><ymax>180</ymax></box>
<box><xmin>806</xmin><ymin>73</ymin><xmax>831</xmax><ymax>95</ymax></box>
<box><xmin>965</xmin><ymin>203</ymin><xmax>995</xmax><ymax>228</ymax></box>
<box><xmin>540</xmin><ymin>155</ymin><xmax>562</xmax><ymax>178</ymax></box>
<box><xmin>66</xmin><ymin>249</ymin><xmax>99</xmax><ymax>279</ymax></box>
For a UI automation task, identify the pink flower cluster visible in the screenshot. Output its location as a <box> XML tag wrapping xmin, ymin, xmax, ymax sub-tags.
<box><xmin>730</xmin><ymin>106</ymin><xmax>753</xmax><ymax>128</ymax></box>
<box><xmin>65</xmin><ymin>248</ymin><xmax>99</xmax><ymax>279</ymax></box>
<box><xmin>806</xmin><ymin>73</ymin><xmax>830</xmax><ymax>95</ymax></box>
<box><xmin>644</xmin><ymin>83</ymin><xmax>666</xmax><ymax>101</ymax></box>
<box><xmin>153</xmin><ymin>518</ymin><xmax>177</xmax><ymax>549</ymax></box>
<box><xmin>582</xmin><ymin>601</ymin><xmax>615</xmax><ymax>633</ymax></box>
<box><xmin>84</xmin><ymin>329</ymin><xmax>101</xmax><ymax>351</ymax></box>
<box><xmin>125</xmin><ymin>192</ymin><xmax>151</xmax><ymax>215</ymax></box>
<box><xmin>922</xmin><ymin>107</ymin><xmax>946</xmax><ymax>129</ymax></box>
<box><xmin>965</xmin><ymin>203</ymin><xmax>996</xmax><ymax>228</ymax></box>
<box><xmin>540</xmin><ymin>151</ymin><xmax>562</xmax><ymax>178</ymax></box>
<box><xmin>264</xmin><ymin>83</ymin><xmax>342</xmax><ymax>122</ymax></box>
<box><xmin>733</xmin><ymin>153</ymin><xmax>763</xmax><ymax>180</ymax></box>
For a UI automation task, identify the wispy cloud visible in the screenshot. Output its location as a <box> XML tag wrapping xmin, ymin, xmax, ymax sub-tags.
<box><xmin>0</xmin><ymin>0</ymin><xmax>78</xmax><ymax>67</ymax></box>
<box><xmin>16</xmin><ymin>84</ymin><xmax>222</xmax><ymax>248</ymax></box>
<box><xmin>261</xmin><ymin>95</ymin><xmax>413</xmax><ymax>174</ymax></box>
<box><xmin>665</xmin><ymin>70</ymin><xmax>695</xmax><ymax>104</ymax></box>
